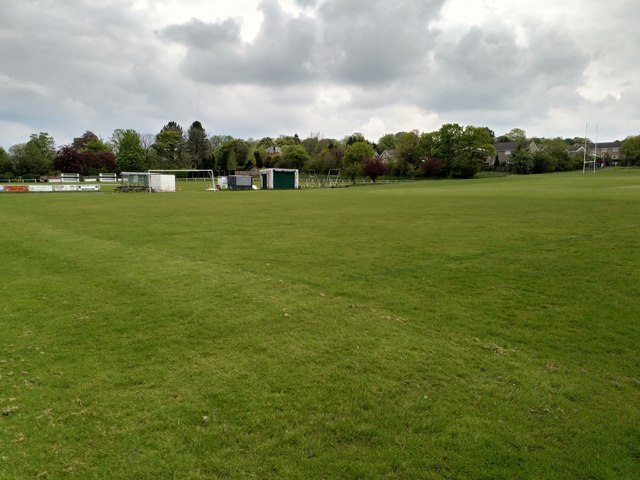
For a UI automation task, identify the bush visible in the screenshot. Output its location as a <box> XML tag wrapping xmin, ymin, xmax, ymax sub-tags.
<box><xmin>449</xmin><ymin>155</ymin><xmax>482</xmax><ymax>178</ymax></box>
<box><xmin>532</xmin><ymin>151</ymin><xmax>557</xmax><ymax>174</ymax></box>
<box><xmin>512</xmin><ymin>148</ymin><xmax>533</xmax><ymax>174</ymax></box>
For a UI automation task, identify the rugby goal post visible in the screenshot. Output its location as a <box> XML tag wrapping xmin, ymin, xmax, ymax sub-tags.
<box><xmin>147</xmin><ymin>169</ymin><xmax>216</xmax><ymax>191</ymax></box>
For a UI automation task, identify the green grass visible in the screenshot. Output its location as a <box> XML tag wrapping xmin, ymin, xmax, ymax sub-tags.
<box><xmin>1</xmin><ymin>170</ymin><xmax>639</xmax><ymax>479</ymax></box>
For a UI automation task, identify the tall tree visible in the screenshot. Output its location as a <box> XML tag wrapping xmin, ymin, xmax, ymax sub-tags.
<box><xmin>621</xmin><ymin>135</ymin><xmax>640</xmax><ymax>165</ymax></box>
<box><xmin>343</xmin><ymin>132</ymin><xmax>367</xmax><ymax>146</ymax></box>
<box><xmin>506</xmin><ymin>128</ymin><xmax>527</xmax><ymax>143</ymax></box>
<box><xmin>214</xmin><ymin>139</ymin><xmax>250</xmax><ymax>173</ymax></box>
<box><xmin>302</xmin><ymin>134</ymin><xmax>322</xmax><ymax>156</ymax></box>
<box><xmin>115</xmin><ymin>129</ymin><xmax>147</xmax><ymax>172</ymax></box>
<box><xmin>342</xmin><ymin>141</ymin><xmax>373</xmax><ymax>183</ymax></box>
<box><xmin>432</xmin><ymin>123</ymin><xmax>464</xmax><ymax>163</ymax></box>
<box><xmin>10</xmin><ymin>132</ymin><xmax>56</xmax><ymax>177</ymax></box>
<box><xmin>185</xmin><ymin>121</ymin><xmax>211</xmax><ymax>169</ymax></box>
<box><xmin>256</xmin><ymin>137</ymin><xmax>275</xmax><ymax>149</ymax></box>
<box><xmin>377</xmin><ymin>133</ymin><xmax>397</xmax><ymax>152</ymax></box>
<box><xmin>394</xmin><ymin>131</ymin><xmax>421</xmax><ymax>175</ymax></box>
<box><xmin>275</xmin><ymin>134</ymin><xmax>301</xmax><ymax>148</ymax></box>
<box><xmin>0</xmin><ymin>147</ymin><xmax>13</xmax><ymax>177</ymax></box>
<box><xmin>432</xmin><ymin>124</ymin><xmax>494</xmax><ymax>178</ymax></box>
<box><xmin>73</xmin><ymin>131</ymin><xmax>110</xmax><ymax>153</ymax></box>
<box><xmin>153</xmin><ymin>121</ymin><xmax>185</xmax><ymax>168</ymax></box>
<box><xmin>278</xmin><ymin>144</ymin><xmax>309</xmax><ymax>169</ymax></box>
<box><xmin>343</xmin><ymin>141</ymin><xmax>374</xmax><ymax>166</ymax></box>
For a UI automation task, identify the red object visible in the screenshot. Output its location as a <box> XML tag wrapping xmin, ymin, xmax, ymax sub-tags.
<box><xmin>4</xmin><ymin>185</ymin><xmax>29</xmax><ymax>192</ymax></box>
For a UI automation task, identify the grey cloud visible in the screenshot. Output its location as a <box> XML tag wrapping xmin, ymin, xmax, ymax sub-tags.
<box><xmin>159</xmin><ymin>18</ymin><xmax>241</xmax><ymax>47</ymax></box>
<box><xmin>159</xmin><ymin>0</ymin><xmax>318</xmax><ymax>85</ymax></box>
<box><xmin>0</xmin><ymin>1</ymin><xmax>176</xmax><ymax>145</ymax></box>
<box><xmin>159</xmin><ymin>0</ymin><xmax>446</xmax><ymax>87</ymax></box>
<box><xmin>421</xmin><ymin>24</ymin><xmax>590</xmax><ymax>113</ymax></box>
<box><xmin>317</xmin><ymin>0</ymin><xmax>445</xmax><ymax>84</ymax></box>
<box><xmin>294</xmin><ymin>0</ymin><xmax>319</xmax><ymax>7</ymax></box>
<box><xmin>0</xmin><ymin>0</ymin><xmax>637</xmax><ymax>148</ymax></box>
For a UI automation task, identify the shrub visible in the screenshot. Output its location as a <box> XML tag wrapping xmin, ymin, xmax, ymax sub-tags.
<box><xmin>512</xmin><ymin>148</ymin><xmax>533</xmax><ymax>174</ymax></box>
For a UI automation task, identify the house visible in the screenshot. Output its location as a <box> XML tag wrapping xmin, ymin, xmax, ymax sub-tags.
<box><xmin>377</xmin><ymin>150</ymin><xmax>395</xmax><ymax>164</ymax></box>
<box><xmin>491</xmin><ymin>141</ymin><xmax>539</xmax><ymax>166</ymax></box>
<box><xmin>266</xmin><ymin>146</ymin><xmax>282</xmax><ymax>156</ymax></box>
<box><xmin>588</xmin><ymin>141</ymin><xmax>623</xmax><ymax>164</ymax></box>
<box><xmin>569</xmin><ymin>144</ymin><xmax>587</xmax><ymax>156</ymax></box>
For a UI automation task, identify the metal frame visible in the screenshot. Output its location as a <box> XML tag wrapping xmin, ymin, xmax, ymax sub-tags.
<box><xmin>147</xmin><ymin>169</ymin><xmax>216</xmax><ymax>191</ymax></box>
<box><xmin>325</xmin><ymin>169</ymin><xmax>341</xmax><ymax>188</ymax></box>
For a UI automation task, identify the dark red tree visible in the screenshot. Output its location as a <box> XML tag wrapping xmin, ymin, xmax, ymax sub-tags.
<box><xmin>54</xmin><ymin>131</ymin><xmax>116</xmax><ymax>175</ymax></box>
<box><xmin>362</xmin><ymin>158</ymin><xmax>390</xmax><ymax>183</ymax></box>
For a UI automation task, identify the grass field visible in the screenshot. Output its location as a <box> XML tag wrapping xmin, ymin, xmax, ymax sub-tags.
<box><xmin>1</xmin><ymin>170</ymin><xmax>639</xmax><ymax>479</ymax></box>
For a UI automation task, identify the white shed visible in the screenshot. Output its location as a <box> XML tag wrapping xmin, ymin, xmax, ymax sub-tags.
<box><xmin>259</xmin><ymin>168</ymin><xmax>299</xmax><ymax>190</ymax></box>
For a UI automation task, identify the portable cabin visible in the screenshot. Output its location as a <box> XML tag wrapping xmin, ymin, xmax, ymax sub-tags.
<box><xmin>227</xmin><ymin>175</ymin><xmax>253</xmax><ymax>190</ymax></box>
<box><xmin>259</xmin><ymin>168</ymin><xmax>299</xmax><ymax>190</ymax></box>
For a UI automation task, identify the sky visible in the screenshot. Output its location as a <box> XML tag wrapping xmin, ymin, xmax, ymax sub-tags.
<box><xmin>1</xmin><ymin>0</ymin><xmax>638</xmax><ymax>149</ymax></box>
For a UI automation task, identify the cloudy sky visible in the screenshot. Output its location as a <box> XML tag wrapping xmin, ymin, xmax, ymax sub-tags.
<box><xmin>1</xmin><ymin>0</ymin><xmax>638</xmax><ymax>149</ymax></box>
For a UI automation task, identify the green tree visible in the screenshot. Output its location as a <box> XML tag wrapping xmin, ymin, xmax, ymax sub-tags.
<box><xmin>343</xmin><ymin>132</ymin><xmax>366</xmax><ymax>146</ymax></box>
<box><xmin>532</xmin><ymin>150</ymin><xmax>557</xmax><ymax>173</ymax></box>
<box><xmin>538</xmin><ymin>138</ymin><xmax>571</xmax><ymax>172</ymax></box>
<box><xmin>115</xmin><ymin>129</ymin><xmax>147</xmax><ymax>172</ymax></box>
<box><xmin>227</xmin><ymin>150</ymin><xmax>237</xmax><ymax>172</ymax></box>
<box><xmin>10</xmin><ymin>132</ymin><xmax>56</xmax><ymax>177</ymax></box>
<box><xmin>72</xmin><ymin>131</ymin><xmax>110</xmax><ymax>153</ymax></box>
<box><xmin>342</xmin><ymin>162</ymin><xmax>362</xmax><ymax>184</ymax></box>
<box><xmin>506</xmin><ymin>128</ymin><xmax>527</xmax><ymax>143</ymax></box>
<box><xmin>185</xmin><ymin>121</ymin><xmax>211</xmax><ymax>169</ymax></box>
<box><xmin>458</xmin><ymin>126</ymin><xmax>495</xmax><ymax>164</ymax></box>
<box><xmin>256</xmin><ymin>137</ymin><xmax>275</xmax><ymax>149</ymax></box>
<box><xmin>275</xmin><ymin>134</ymin><xmax>301</xmax><ymax>147</ymax></box>
<box><xmin>307</xmin><ymin>147</ymin><xmax>340</xmax><ymax>173</ymax></box>
<box><xmin>432</xmin><ymin>123</ymin><xmax>464</xmax><ymax>163</ymax></box>
<box><xmin>278</xmin><ymin>144</ymin><xmax>309</xmax><ymax>169</ymax></box>
<box><xmin>153</xmin><ymin>121</ymin><xmax>185</xmax><ymax>168</ymax></box>
<box><xmin>343</xmin><ymin>141</ymin><xmax>374</xmax><ymax>166</ymax></box>
<box><xmin>512</xmin><ymin>147</ymin><xmax>533</xmax><ymax>174</ymax></box>
<box><xmin>214</xmin><ymin>139</ymin><xmax>249</xmax><ymax>173</ymax></box>
<box><xmin>377</xmin><ymin>133</ymin><xmax>397</xmax><ymax>152</ymax></box>
<box><xmin>395</xmin><ymin>131</ymin><xmax>420</xmax><ymax>176</ymax></box>
<box><xmin>251</xmin><ymin>147</ymin><xmax>268</xmax><ymax>169</ymax></box>
<box><xmin>416</xmin><ymin>131</ymin><xmax>436</xmax><ymax>162</ymax></box>
<box><xmin>301</xmin><ymin>134</ymin><xmax>323</xmax><ymax>157</ymax></box>
<box><xmin>432</xmin><ymin>124</ymin><xmax>493</xmax><ymax>178</ymax></box>
<box><xmin>621</xmin><ymin>135</ymin><xmax>640</xmax><ymax>165</ymax></box>
<box><xmin>110</xmin><ymin>129</ymin><xmax>128</xmax><ymax>155</ymax></box>
<box><xmin>210</xmin><ymin>134</ymin><xmax>234</xmax><ymax>150</ymax></box>
<box><xmin>341</xmin><ymin>141</ymin><xmax>372</xmax><ymax>183</ymax></box>
<box><xmin>0</xmin><ymin>147</ymin><xmax>13</xmax><ymax>177</ymax></box>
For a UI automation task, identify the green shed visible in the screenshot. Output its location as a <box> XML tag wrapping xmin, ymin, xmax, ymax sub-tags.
<box><xmin>259</xmin><ymin>168</ymin><xmax>299</xmax><ymax>190</ymax></box>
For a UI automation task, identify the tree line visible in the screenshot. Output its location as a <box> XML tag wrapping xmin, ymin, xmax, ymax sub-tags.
<box><xmin>2</xmin><ymin>122</ymin><xmax>639</xmax><ymax>181</ymax></box>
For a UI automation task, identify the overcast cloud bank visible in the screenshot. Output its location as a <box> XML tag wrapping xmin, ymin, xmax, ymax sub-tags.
<box><xmin>0</xmin><ymin>0</ymin><xmax>638</xmax><ymax>148</ymax></box>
